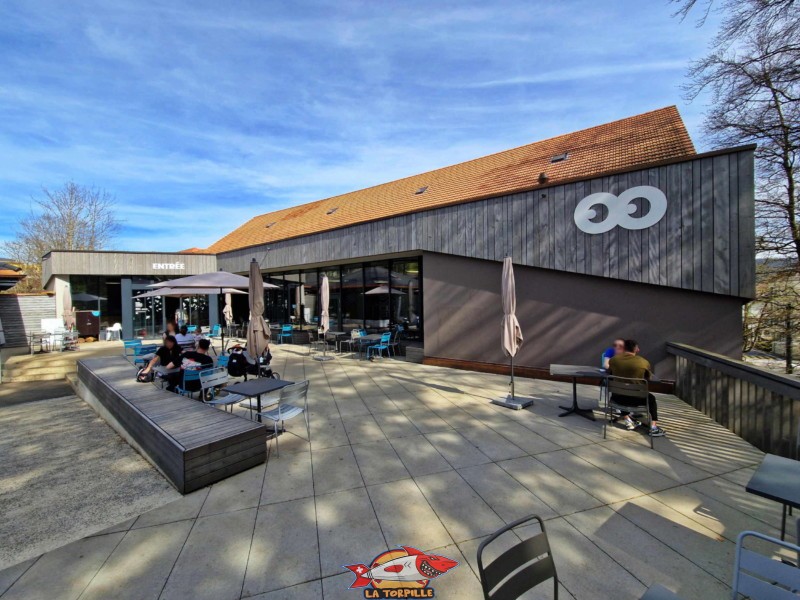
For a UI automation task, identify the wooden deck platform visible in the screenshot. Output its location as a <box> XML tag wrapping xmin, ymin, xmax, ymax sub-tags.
<box><xmin>76</xmin><ymin>356</ymin><xmax>267</xmax><ymax>493</ymax></box>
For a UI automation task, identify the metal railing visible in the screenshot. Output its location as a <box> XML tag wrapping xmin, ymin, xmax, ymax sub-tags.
<box><xmin>668</xmin><ymin>343</ymin><xmax>800</xmax><ymax>459</ymax></box>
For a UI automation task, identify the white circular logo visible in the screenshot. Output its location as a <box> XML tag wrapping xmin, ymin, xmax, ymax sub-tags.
<box><xmin>573</xmin><ymin>186</ymin><xmax>667</xmax><ymax>234</ymax></box>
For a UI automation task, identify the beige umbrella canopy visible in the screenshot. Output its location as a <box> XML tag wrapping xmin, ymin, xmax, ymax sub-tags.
<box><xmin>495</xmin><ymin>256</ymin><xmax>531</xmax><ymax>409</ymax></box>
<box><xmin>246</xmin><ymin>259</ymin><xmax>271</xmax><ymax>358</ymax></box>
<box><xmin>63</xmin><ymin>286</ymin><xmax>75</xmax><ymax>330</ymax></box>
<box><xmin>314</xmin><ymin>275</ymin><xmax>334</xmax><ymax>361</ymax></box>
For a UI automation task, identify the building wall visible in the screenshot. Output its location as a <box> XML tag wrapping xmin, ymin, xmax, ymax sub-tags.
<box><xmin>422</xmin><ymin>252</ymin><xmax>744</xmax><ymax>379</ymax></box>
<box><xmin>217</xmin><ymin>146</ymin><xmax>755</xmax><ymax>300</ymax></box>
<box><xmin>0</xmin><ymin>295</ymin><xmax>56</xmax><ymax>347</ymax></box>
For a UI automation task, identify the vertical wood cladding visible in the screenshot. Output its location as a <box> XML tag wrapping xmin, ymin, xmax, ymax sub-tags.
<box><xmin>216</xmin><ymin>148</ymin><xmax>755</xmax><ymax>299</ymax></box>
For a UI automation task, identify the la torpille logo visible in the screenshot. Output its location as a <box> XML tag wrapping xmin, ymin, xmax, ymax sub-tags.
<box><xmin>344</xmin><ymin>546</ymin><xmax>459</xmax><ymax>598</ymax></box>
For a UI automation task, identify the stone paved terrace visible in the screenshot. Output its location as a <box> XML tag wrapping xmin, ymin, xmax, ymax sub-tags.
<box><xmin>0</xmin><ymin>343</ymin><xmax>792</xmax><ymax>600</ymax></box>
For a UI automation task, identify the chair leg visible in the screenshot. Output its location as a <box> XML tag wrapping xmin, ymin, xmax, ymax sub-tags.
<box><xmin>274</xmin><ymin>420</ymin><xmax>279</xmax><ymax>457</ymax></box>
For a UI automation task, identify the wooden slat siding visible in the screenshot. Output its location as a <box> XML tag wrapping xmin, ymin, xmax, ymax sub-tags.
<box><xmin>646</xmin><ymin>168</ymin><xmax>661</xmax><ymax>286</ymax></box>
<box><xmin>728</xmin><ymin>157</ymin><xmax>740</xmax><ymax>294</ymax></box>
<box><xmin>78</xmin><ymin>357</ymin><xmax>267</xmax><ymax>493</ymax></box>
<box><xmin>0</xmin><ymin>295</ymin><xmax>56</xmax><ymax>347</ymax></box>
<box><xmin>213</xmin><ymin>148</ymin><xmax>755</xmax><ymax>299</ymax></box>
<box><xmin>738</xmin><ymin>150</ymin><xmax>756</xmax><ymax>297</ymax></box>
<box><xmin>45</xmin><ymin>251</ymin><xmax>217</xmax><ymax>284</ymax></box>
<box><xmin>700</xmin><ymin>156</ymin><xmax>715</xmax><ymax>293</ymax></box>
<box><xmin>666</xmin><ymin>163</ymin><xmax>682</xmax><ymax>288</ymax></box>
<box><xmin>613</xmin><ymin>174</ymin><xmax>628</xmax><ymax>280</ymax></box>
<box><xmin>713</xmin><ymin>154</ymin><xmax>731</xmax><ymax>295</ymax></box>
<box><xmin>679</xmin><ymin>162</ymin><xmax>694</xmax><ymax>289</ymax></box>
<box><xmin>668</xmin><ymin>343</ymin><xmax>800</xmax><ymax>459</ymax></box>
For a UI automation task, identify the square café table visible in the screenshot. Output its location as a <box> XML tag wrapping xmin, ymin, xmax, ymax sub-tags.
<box><xmin>223</xmin><ymin>377</ymin><xmax>294</xmax><ymax>423</ymax></box>
<box><xmin>745</xmin><ymin>453</ymin><xmax>800</xmax><ymax>540</ymax></box>
<box><xmin>549</xmin><ymin>364</ymin><xmax>607</xmax><ymax>422</ymax></box>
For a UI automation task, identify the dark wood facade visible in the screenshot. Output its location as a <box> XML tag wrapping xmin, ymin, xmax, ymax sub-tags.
<box><xmin>217</xmin><ymin>146</ymin><xmax>756</xmax><ymax>300</ymax></box>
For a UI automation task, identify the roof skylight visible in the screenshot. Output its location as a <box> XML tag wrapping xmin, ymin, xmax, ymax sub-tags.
<box><xmin>415</xmin><ymin>186</ymin><xmax>428</xmax><ymax>195</ymax></box>
<box><xmin>550</xmin><ymin>153</ymin><xmax>569</xmax><ymax>163</ymax></box>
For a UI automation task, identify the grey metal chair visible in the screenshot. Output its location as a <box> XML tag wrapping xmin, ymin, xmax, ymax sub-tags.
<box><xmin>731</xmin><ymin>530</ymin><xmax>800</xmax><ymax>599</ymax></box>
<box><xmin>199</xmin><ymin>367</ymin><xmax>241</xmax><ymax>412</ymax></box>
<box><xmin>308</xmin><ymin>328</ymin><xmax>327</xmax><ymax>356</ymax></box>
<box><xmin>604</xmin><ymin>375</ymin><xmax>654</xmax><ymax>449</ymax></box>
<box><xmin>476</xmin><ymin>514</ymin><xmax>558</xmax><ymax>600</ymax></box>
<box><xmin>257</xmin><ymin>380</ymin><xmax>310</xmax><ymax>457</ymax></box>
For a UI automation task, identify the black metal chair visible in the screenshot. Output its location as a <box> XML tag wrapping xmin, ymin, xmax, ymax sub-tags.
<box><xmin>604</xmin><ymin>375</ymin><xmax>654</xmax><ymax>449</ymax></box>
<box><xmin>476</xmin><ymin>514</ymin><xmax>558</xmax><ymax>600</ymax></box>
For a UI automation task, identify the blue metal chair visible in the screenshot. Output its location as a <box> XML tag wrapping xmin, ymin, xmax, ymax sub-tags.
<box><xmin>186</xmin><ymin>325</ymin><xmax>197</xmax><ymax>333</ymax></box>
<box><xmin>216</xmin><ymin>354</ymin><xmax>229</xmax><ymax>368</ymax></box>
<box><xmin>133</xmin><ymin>344</ymin><xmax>159</xmax><ymax>367</ymax></box>
<box><xmin>208</xmin><ymin>324</ymin><xmax>222</xmax><ymax>339</ymax></box>
<box><xmin>278</xmin><ymin>324</ymin><xmax>293</xmax><ymax>344</ymax></box>
<box><xmin>388</xmin><ymin>325</ymin><xmax>404</xmax><ymax>357</ymax></box>
<box><xmin>176</xmin><ymin>369</ymin><xmax>203</xmax><ymax>399</ymax></box>
<box><xmin>123</xmin><ymin>339</ymin><xmax>142</xmax><ymax>361</ymax></box>
<box><xmin>367</xmin><ymin>332</ymin><xmax>392</xmax><ymax>360</ymax></box>
<box><xmin>257</xmin><ymin>380</ymin><xmax>310</xmax><ymax>457</ymax></box>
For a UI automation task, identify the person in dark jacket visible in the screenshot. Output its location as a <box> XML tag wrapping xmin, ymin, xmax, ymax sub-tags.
<box><xmin>139</xmin><ymin>335</ymin><xmax>182</xmax><ymax>377</ymax></box>
<box><xmin>165</xmin><ymin>338</ymin><xmax>214</xmax><ymax>393</ymax></box>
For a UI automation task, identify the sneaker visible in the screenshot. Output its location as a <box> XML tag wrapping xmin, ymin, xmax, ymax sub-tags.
<box><xmin>622</xmin><ymin>417</ymin><xmax>641</xmax><ymax>431</ymax></box>
<box><xmin>649</xmin><ymin>426</ymin><xmax>666</xmax><ymax>437</ymax></box>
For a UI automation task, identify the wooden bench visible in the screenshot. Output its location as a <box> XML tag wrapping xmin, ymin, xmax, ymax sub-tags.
<box><xmin>77</xmin><ymin>356</ymin><xmax>267</xmax><ymax>494</ymax></box>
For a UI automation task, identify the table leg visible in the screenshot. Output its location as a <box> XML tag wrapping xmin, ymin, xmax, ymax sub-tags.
<box><xmin>781</xmin><ymin>504</ymin><xmax>787</xmax><ymax>540</ymax></box>
<box><xmin>558</xmin><ymin>378</ymin><xmax>596</xmax><ymax>421</ymax></box>
<box><xmin>257</xmin><ymin>393</ymin><xmax>262</xmax><ymax>424</ymax></box>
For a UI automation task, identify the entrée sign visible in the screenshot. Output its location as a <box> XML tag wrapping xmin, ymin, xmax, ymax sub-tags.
<box><xmin>152</xmin><ymin>262</ymin><xmax>185</xmax><ymax>270</ymax></box>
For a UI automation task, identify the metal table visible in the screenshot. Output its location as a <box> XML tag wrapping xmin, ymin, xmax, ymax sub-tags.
<box><xmin>325</xmin><ymin>331</ymin><xmax>347</xmax><ymax>352</ymax></box>
<box><xmin>224</xmin><ymin>377</ymin><xmax>294</xmax><ymax>423</ymax></box>
<box><xmin>549</xmin><ymin>364</ymin><xmax>606</xmax><ymax>421</ymax></box>
<box><xmin>745</xmin><ymin>453</ymin><xmax>800</xmax><ymax>540</ymax></box>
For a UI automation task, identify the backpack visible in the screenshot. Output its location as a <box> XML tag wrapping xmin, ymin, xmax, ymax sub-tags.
<box><xmin>136</xmin><ymin>368</ymin><xmax>154</xmax><ymax>383</ymax></box>
<box><xmin>227</xmin><ymin>352</ymin><xmax>248</xmax><ymax>378</ymax></box>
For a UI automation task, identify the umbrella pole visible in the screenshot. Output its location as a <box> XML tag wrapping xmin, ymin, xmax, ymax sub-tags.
<box><xmin>510</xmin><ymin>356</ymin><xmax>515</xmax><ymax>400</ymax></box>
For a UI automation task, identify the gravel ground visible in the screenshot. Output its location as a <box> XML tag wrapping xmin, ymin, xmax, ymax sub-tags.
<box><xmin>0</xmin><ymin>395</ymin><xmax>179</xmax><ymax>570</ymax></box>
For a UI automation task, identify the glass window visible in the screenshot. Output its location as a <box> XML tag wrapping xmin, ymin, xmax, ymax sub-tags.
<box><xmin>69</xmin><ymin>275</ymin><xmax>123</xmax><ymax>330</ymax></box>
<box><xmin>300</xmin><ymin>270</ymin><xmax>319</xmax><ymax>328</ymax></box>
<box><xmin>364</xmin><ymin>262</ymin><xmax>391</xmax><ymax>332</ymax></box>
<box><xmin>341</xmin><ymin>265</ymin><xmax>364</xmax><ymax>332</ymax></box>
<box><xmin>264</xmin><ymin>273</ymin><xmax>286</xmax><ymax>323</ymax></box>
<box><xmin>392</xmin><ymin>260</ymin><xmax>422</xmax><ymax>339</ymax></box>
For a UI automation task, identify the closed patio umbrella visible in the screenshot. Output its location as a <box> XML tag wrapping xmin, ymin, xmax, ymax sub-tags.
<box><xmin>223</xmin><ymin>293</ymin><xmax>234</xmax><ymax>325</ymax></box>
<box><xmin>493</xmin><ymin>256</ymin><xmax>532</xmax><ymax>410</ymax></box>
<box><xmin>63</xmin><ymin>286</ymin><xmax>75</xmax><ymax>330</ymax></box>
<box><xmin>246</xmin><ymin>259</ymin><xmax>270</xmax><ymax>360</ymax></box>
<box><xmin>314</xmin><ymin>275</ymin><xmax>334</xmax><ymax>361</ymax></box>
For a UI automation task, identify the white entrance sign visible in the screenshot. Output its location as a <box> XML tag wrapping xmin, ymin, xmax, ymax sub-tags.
<box><xmin>152</xmin><ymin>262</ymin><xmax>185</xmax><ymax>270</ymax></box>
<box><xmin>573</xmin><ymin>186</ymin><xmax>667</xmax><ymax>234</ymax></box>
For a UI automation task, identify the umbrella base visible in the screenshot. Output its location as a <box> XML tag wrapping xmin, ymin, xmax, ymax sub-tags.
<box><xmin>313</xmin><ymin>355</ymin><xmax>335</xmax><ymax>362</ymax></box>
<box><xmin>492</xmin><ymin>395</ymin><xmax>534</xmax><ymax>410</ymax></box>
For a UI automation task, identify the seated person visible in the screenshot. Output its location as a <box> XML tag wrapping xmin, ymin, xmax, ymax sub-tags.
<box><xmin>175</xmin><ymin>325</ymin><xmax>195</xmax><ymax>346</ymax></box>
<box><xmin>601</xmin><ymin>338</ymin><xmax>625</xmax><ymax>370</ymax></box>
<box><xmin>193</xmin><ymin>326</ymin><xmax>205</xmax><ymax>342</ymax></box>
<box><xmin>608</xmin><ymin>339</ymin><xmax>665</xmax><ymax>437</ymax></box>
<box><xmin>139</xmin><ymin>335</ymin><xmax>182</xmax><ymax>377</ymax></box>
<box><xmin>165</xmin><ymin>338</ymin><xmax>214</xmax><ymax>394</ymax></box>
<box><xmin>163</xmin><ymin>320</ymin><xmax>179</xmax><ymax>340</ymax></box>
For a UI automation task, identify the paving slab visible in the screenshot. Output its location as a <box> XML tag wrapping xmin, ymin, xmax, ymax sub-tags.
<box><xmin>568</xmin><ymin>443</ymin><xmax>683</xmax><ymax>493</ymax></box>
<box><xmin>242</xmin><ymin>497</ymin><xmax>320</xmax><ymax>597</ymax></box>
<box><xmin>0</xmin><ymin>558</ymin><xmax>36</xmax><ymax>596</ymax></box>
<box><xmin>389</xmin><ymin>435</ymin><xmax>452</xmax><ymax>476</ymax></box>
<box><xmin>311</xmin><ymin>445</ymin><xmax>363</xmax><ymax>496</ymax></box>
<box><xmin>132</xmin><ymin>488</ymin><xmax>209</xmax><ymax>530</ymax></box>
<box><xmin>415</xmin><ymin>470</ymin><xmax>505</xmax><ymax>543</ymax></box>
<box><xmin>498</xmin><ymin>456</ymin><xmax>602</xmax><ymax>516</ymax></box>
<box><xmin>261</xmin><ymin>450</ymin><xmax>313</xmax><ymax>506</ymax></box>
<box><xmin>0</xmin><ymin>532</ymin><xmax>124</xmax><ymax>600</ymax></box>
<box><xmin>403</xmin><ymin>407</ymin><xmax>452</xmax><ymax>433</ymax></box>
<box><xmin>424</xmin><ymin>430</ymin><xmax>492</xmax><ymax>469</ymax></box>
<box><xmin>246</xmin><ymin>579</ymin><xmax>323</xmax><ymax>599</ymax></box>
<box><xmin>79</xmin><ymin>520</ymin><xmax>193</xmax><ymax>600</ymax></box>
<box><xmin>341</xmin><ymin>414</ymin><xmax>387</xmax><ymax>444</ymax></box>
<box><xmin>351</xmin><ymin>440</ymin><xmax>410</xmax><ymax>485</ymax></box>
<box><xmin>486</xmin><ymin>420</ymin><xmax>561</xmax><ymax>455</ymax></box>
<box><xmin>456</xmin><ymin>423</ymin><xmax>528</xmax><ymax>461</ymax></box>
<box><xmin>374</xmin><ymin>412</ymin><xmax>421</xmax><ymax>439</ymax></box>
<box><xmin>565</xmin><ymin>506</ymin><xmax>730</xmax><ymax>600</ymax></box>
<box><xmin>309</xmin><ymin>416</ymin><xmax>349</xmax><ymax>450</ymax></box>
<box><xmin>458</xmin><ymin>462</ymin><xmax>557</xmax><ymax>522</ymax></box>
<box><xmin>315</xmin><ymin>487</ymin><xmax>386</xmax><ymax>577</ymax></box>
<box><xmin>200</xmin><ymin>463</ymin><xmax>266</xmax><ymax>517</ymax></box>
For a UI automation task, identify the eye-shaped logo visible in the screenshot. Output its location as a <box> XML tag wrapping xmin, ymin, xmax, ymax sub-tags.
<box><xmin>573</xmin><ymin>185</ymin><xmax>667</xmax><ymax>234</ymax></box>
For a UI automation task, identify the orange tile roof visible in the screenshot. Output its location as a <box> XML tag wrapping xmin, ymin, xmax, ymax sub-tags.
<box><xmin>209</xmin><ymin>106</ymin><xmax>695</xmax><ymax>254</ymax></box>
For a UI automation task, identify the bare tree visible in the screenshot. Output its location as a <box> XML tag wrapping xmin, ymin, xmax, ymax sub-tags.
<box><xmin>2</xmin><ymin>182</ymin><xmax>121</xmax><ymax>292</ymax></box>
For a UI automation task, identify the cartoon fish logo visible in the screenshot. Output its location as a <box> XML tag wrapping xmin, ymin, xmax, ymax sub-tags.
<box><xmin>344</xmin><ymin>546</ymin><xmax>459</xmax><ymax>589</ymax></box>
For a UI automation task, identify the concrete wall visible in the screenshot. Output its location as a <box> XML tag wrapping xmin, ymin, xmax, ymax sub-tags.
<box><xmin>0</xmin><ymin>294</ymin><xmax>57</xmax><ymax>347</ymax></box>
<box><xmin>422</xmin><ymin>252</ymin><xmax>743</xmax><ymax>380</ymax></box>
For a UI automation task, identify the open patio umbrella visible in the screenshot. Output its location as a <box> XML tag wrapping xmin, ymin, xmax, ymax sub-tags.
<box><xmin>364</xmin><ymin>285</ymin><xmax>406</xmax><ymax>295</ymax></box>
<box><xmin>314</xmin><ymin>275</ymin><xmax>334</xmax><ymax>361</ymax></box>
<box><xmin>493</xmin><ymin>256</ymin><xmax>532</xmax><ymax>410</ymax></box>
<box><xmin>71</xmin><ymin>292</ymin><xmax>106</xmax><ymax>313</ymax></box>
<box><xmin>63</xmin><ymin>286</ymin><xmax>76</xmax><ymax>330</ymax></box>
<box><xmin>246</xmin><ymin>259</ymin><xmax>271</xmax><ymax>360</ymax></box>
<box><xmin>147</xmin><ymin>270</ymin><xmax>277</xmax><ymax>351</ymax></box>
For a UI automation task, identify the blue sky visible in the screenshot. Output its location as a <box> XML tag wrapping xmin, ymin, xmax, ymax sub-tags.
<box><xmin>0</xmin><ymin>1</ymin><xmax>718</xmax><ymax>252</ymax></box>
